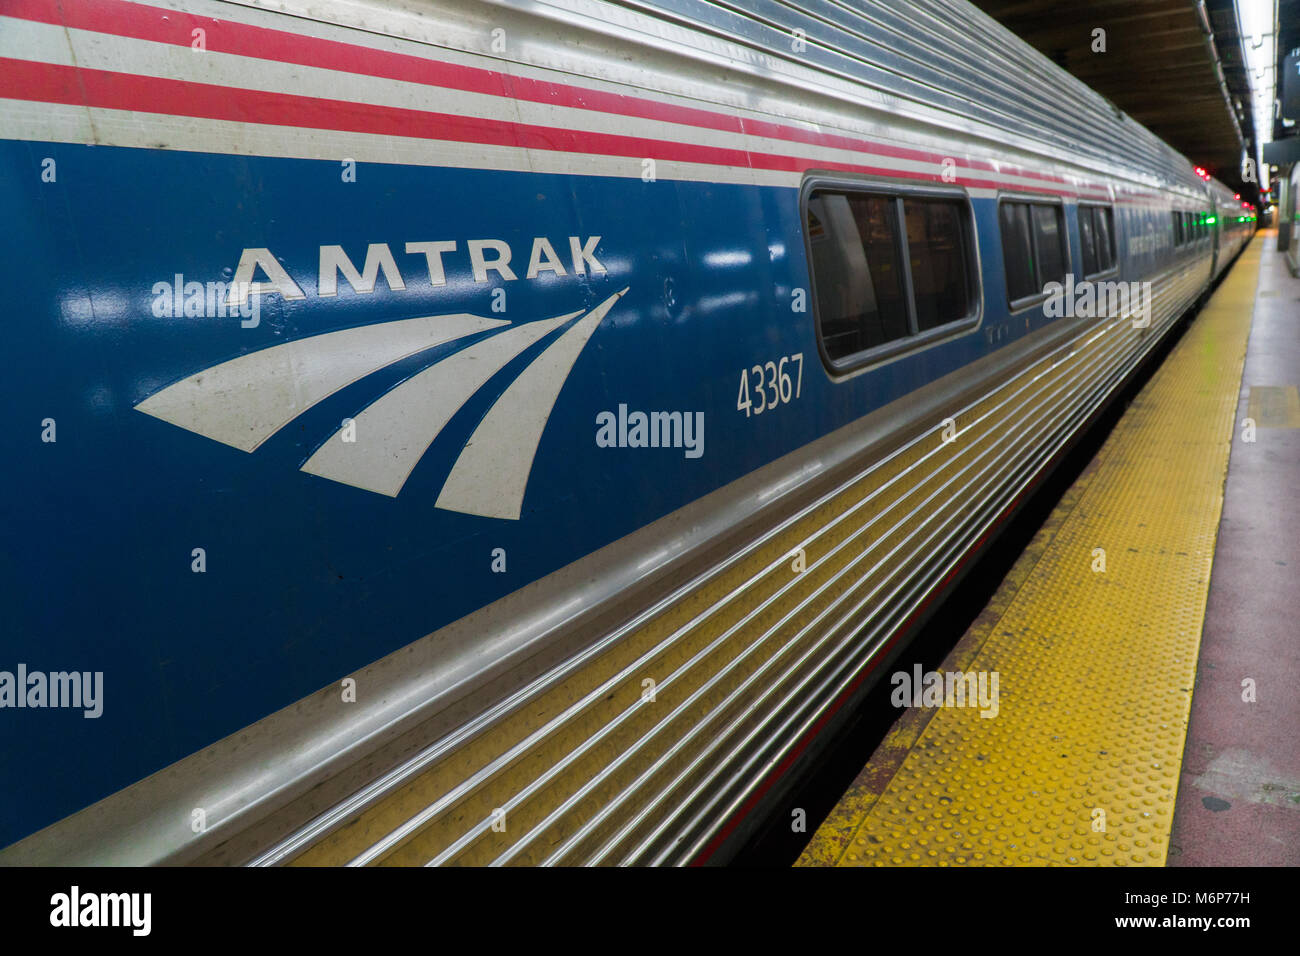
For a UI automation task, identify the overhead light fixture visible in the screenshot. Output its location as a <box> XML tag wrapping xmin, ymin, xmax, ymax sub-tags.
<box><xmin>1235</xmin><ymin>0</ymin><xmax>1278</xmax><ymax>191</ymax></box>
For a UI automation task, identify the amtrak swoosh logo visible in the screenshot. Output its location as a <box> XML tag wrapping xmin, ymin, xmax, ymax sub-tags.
<box><xmin>135</xmin><ymin>288</ymin><xmax>628</xmax><ymax>520</ymax></box>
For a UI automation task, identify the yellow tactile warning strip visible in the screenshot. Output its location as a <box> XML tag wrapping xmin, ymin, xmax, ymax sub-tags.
<box><xmin>798</xmin><ymin>239</ymin><xmax>1263</xmax><ymax>867</ymax></box>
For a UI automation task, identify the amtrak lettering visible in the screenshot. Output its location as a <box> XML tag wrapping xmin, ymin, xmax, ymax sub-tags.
<box><xmin>226</xmin><ymin>236</ymin><xmax>606</xmax><ymax>305</ymax></box>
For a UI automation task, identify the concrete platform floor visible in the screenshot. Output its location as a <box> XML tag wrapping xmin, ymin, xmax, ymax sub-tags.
<box><xmin>1169</xmin><ymin>229</ymin><xmax>1300</xmax><ymax>866</ymax></box>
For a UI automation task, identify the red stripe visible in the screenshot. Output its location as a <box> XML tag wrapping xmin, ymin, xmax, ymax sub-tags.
<box><xmin>3</xmin><ymin>58</ymin><xmax>1101</xmax><ymax>195</ymax></box>
<box><xmin>2</xmin><ymin>0</ymin><xmax>1120</xmax><ymax>196</ymax></box>
<box><xmin>0</xmin><ymin>58</ymin><xmax>749</xmax><ymax>165</ymax></box>
<box><xmin>2</xmin><ymin>0</ymin><xmax>743</xmax><ymax>134</ymax></box>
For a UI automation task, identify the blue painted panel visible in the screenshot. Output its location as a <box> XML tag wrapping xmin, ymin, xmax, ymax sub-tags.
<box><xmin>0</xmin><ymin>139</ymin><xmax>1104</xmax><ymax>845</ymax></box>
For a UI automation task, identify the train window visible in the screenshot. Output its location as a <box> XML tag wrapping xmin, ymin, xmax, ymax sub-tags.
<box><xmin>1079</xmin><ymin>208</ymin><xmax>1098</xmax><ymax>275</ymax></box>
<box><xmin>806</xmin><ymin>191</ymin><xmax>910</xmax><ymax>358</ymax></box>
<box><xmin>999</xmin><ymin>202</ymin><xmax>1038</xmax><ymax>301</ymax></box>
<box><xmin>903</xmin><ymin>198</ymin><xmax>973</xmax><ymax>332</ymax></box>
<box><xmin>1079</xmin><ymin>205</ymin><xmax>1116</xmax><ymax>276</ymax></box>
<box><xmin>1031</xmin><ymin>204</ymin><xmax>1068</xmax><ymax>288</ymax></box>
<box><xmin>803</xmin><ymin>182</ymin><xmax>979</xmax><ymax>370</ymax></box>
<box><xmin>1172</xmin><ymin>211</ymin><xmax>1184</xmax><ymax>247</ymax></box>
<box><xmin>1094</xmin><ymin>207</ymin><xmax>1115</xmax><ymax>270</ymax></box>
<box><xmin>999</xmin><ymin>199</ymin><xmax>1068</xmax><ymax>306</ymax></box>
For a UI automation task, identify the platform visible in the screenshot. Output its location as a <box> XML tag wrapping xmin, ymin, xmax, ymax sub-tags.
<box><xmin>1169</xmin><ymin>230</ymin><xmax>1300</xmax><ymax>866</ymax></box>
<box><xmin>798</xmin><ymin>232</ymin><xmax>1298</xmax><ymax>867</ymax></box>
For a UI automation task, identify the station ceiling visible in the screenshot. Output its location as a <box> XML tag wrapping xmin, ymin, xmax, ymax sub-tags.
<box><xmin>971</xmin><ymin>0</ymin><xmax>1299</xmax><ymax>202</ymax></box>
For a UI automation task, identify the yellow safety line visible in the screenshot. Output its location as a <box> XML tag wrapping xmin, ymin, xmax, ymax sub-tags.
<box><xmin>799</xmin><ymin>239</ymin><xmax>1263</xmax><ymax>866</ymax></box>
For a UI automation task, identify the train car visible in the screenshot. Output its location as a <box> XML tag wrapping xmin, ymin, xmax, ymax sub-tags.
<box><xmin>0</xmin><ymin>0</ymin><xmax>1253</xmax><ymax>865</ymax></box>
<box><xmin>1205</xmin><ymin>176</ymin><xmax>1255</xmax><ymax>280</ymax></box>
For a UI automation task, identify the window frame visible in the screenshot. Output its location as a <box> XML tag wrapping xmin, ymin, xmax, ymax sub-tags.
<box><xmin>1077</xmin><ymin>201</ymin><xmax>1119</xmax><ymax>279</ymax></box>
<box><xmin>800</xmin><ymin>175</ymin><xmax>983</xmax><ymax>376</ymax></box>
<box><xmin>997</xmin><ymin>192</ymin><xmax>1070</xmax><ymax>314</ymax></box>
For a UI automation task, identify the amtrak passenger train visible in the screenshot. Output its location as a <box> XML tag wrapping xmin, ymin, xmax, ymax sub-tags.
<box><xmin>0</xmin><ymin>0</ymin><xmax>1254</xmax><ymax>864</ymax></box>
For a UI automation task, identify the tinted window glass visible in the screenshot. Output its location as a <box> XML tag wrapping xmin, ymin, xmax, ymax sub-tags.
<box><xmin>1094</xmin><ymin>207</ymin><xmax>1114</xmax><ymax>270</ymax></box>
<box><xmin>806</xmin><ymin>191</ymin><xmax>909</xmax><ymax>360</ymax></box>
<box><xmin>1172</xmin><ymin>211</ymin><xmax>1182</xmax><ymax>246</ymax></box>
<box><xmin>1000</xmin><ymin>201</ymin><xmax>1037</xmax><ymax>301</ymax></box>
<box><xmin>1031</xmin><ymin>204</ymin><xmax>1067</xmax><ymax>287</ymax></box>
<box><xmin>904</xmin><ymin>198</ymin><xmax>972</xmax><ymax>332</ymax></box>
<box><xmin>1079</xmin><ymin>206</ymin><xmax>1099</xmax><ymax>276</ymax></box>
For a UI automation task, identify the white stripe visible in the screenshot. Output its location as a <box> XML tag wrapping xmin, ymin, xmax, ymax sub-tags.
<box><xmin>301</xmin><ymin>311</ymin><xmax>581</xmax><ymax>496</ymax></box>
<box><xmin>0</xmin><ymin>20</ymin><xmax>855</xmax><ymax>183</ymax></box>
<box><xmin>0</xmin><ymin>99</ymin><xmax>799</xmax><ymax>187</ymax></box>
<box><xmin>436</xmin><ymin>288</ymin><xmax>628</xmax><ymax>520</ymax></box>
<box><xmin>136</xmin><ymin>313</ymin><xmax>507</xmax><ymax>451</ymax></box>
<box><xmin>3</xmin><ymin>20</ymin><xmax>756</xmax><ymax>156</ymax></box>
<box><xmin>0</xmin><ymin>17</ymin><xmax>74</xmax><ymax>66</ymax></box>
<box><xmin>0</xmin><ymin>17</ymin><xmax>1104</xmax><ymax>194</ymax></box>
